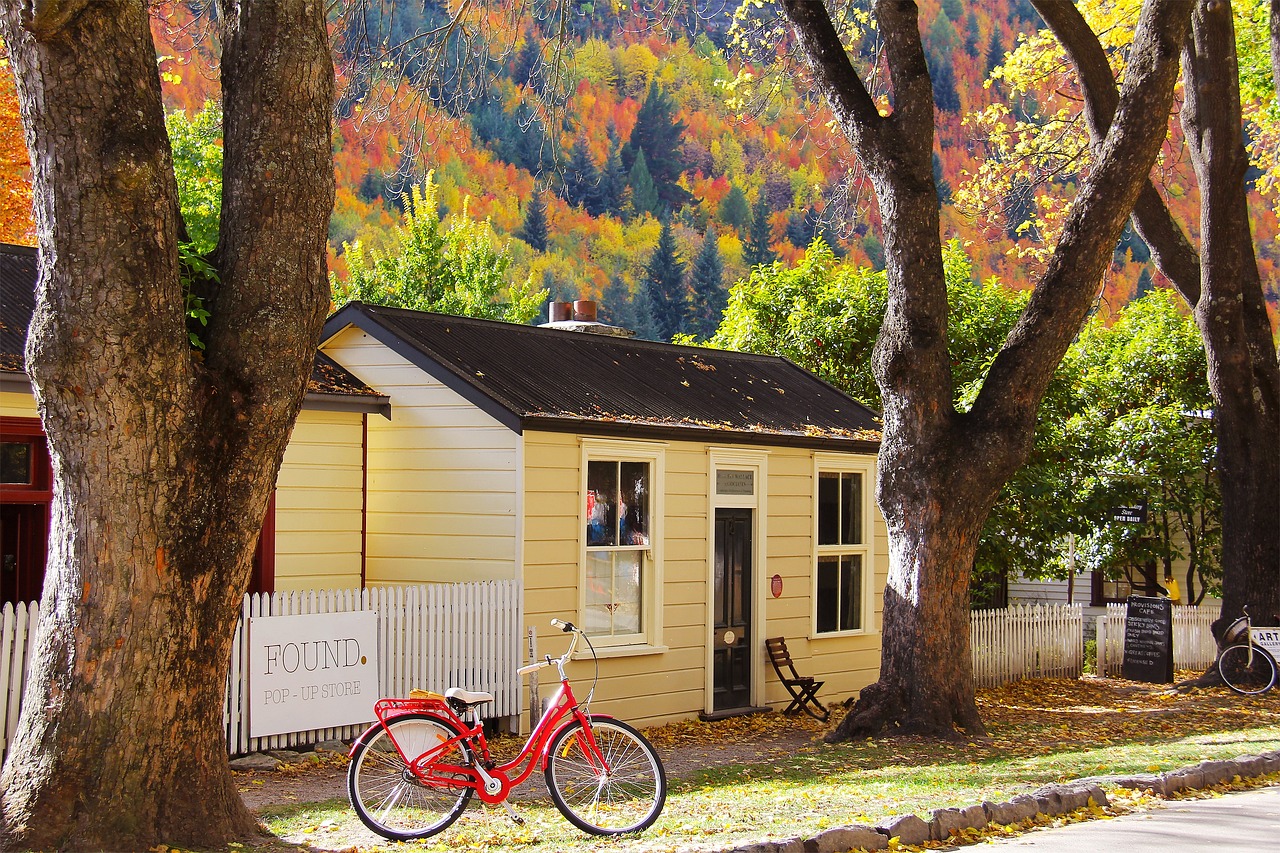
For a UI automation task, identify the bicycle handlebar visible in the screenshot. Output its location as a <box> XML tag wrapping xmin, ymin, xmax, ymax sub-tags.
<box><xmin>519</xmin><ymin>619</ymin><xmax>582</xmax><ymax>678</ymax></box>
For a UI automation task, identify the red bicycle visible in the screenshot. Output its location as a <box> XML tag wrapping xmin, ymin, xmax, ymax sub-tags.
<box><xmin>347</xmin><ymin>618</ymin><xmax>667</xmax><ymax>840</ymax></box>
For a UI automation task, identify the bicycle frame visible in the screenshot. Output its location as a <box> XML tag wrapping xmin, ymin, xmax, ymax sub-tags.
<box><xmin>351</xmin><ymin>632</ymin><xmax>615</xmax><ymax>806</ymax></box>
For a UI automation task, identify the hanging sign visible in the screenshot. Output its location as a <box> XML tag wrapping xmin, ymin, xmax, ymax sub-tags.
<box><xmin>1111</xmin><ymin>502</ymin><xmax>1149</xmax><ymax>525</ymax></box>
<box><xmin>771</xmin><ymin>574</ymin><xmax>783</xmax><ymax>598</ymax></box>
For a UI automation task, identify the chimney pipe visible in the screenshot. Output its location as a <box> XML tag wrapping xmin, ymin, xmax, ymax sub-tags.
<box><xmin>548</xmin><ymin>301</ymin><xmax>573</xmax><ymax>323</ymax></box>
<box><xmin>573</xmin><ymin>300</ymin><xmax>597</xmax><ymax>322</ymax></box>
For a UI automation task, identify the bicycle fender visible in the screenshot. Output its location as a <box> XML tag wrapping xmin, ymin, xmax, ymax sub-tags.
<box><xmin>348</xmin><ymin>720</ymin><xmax>386</xmax><ymax>758</ymax></box>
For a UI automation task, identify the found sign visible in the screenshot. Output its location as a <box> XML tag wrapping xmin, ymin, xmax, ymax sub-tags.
<box><xmin>1121</xmin><ymin>595</ymin><xmax>1174</xmax><ymax>684</ymax></box>
<box><xmin>249</xmin><ymin>610</ymin><xmax>379</xmax><ymax>738</ymax></box>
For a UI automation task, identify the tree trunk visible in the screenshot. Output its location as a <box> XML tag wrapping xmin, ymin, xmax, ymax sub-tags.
<box><xmin>1180</xmin><ymin>0</ymin><xmax>1280</xmax><ymax>632</ymax></box>
<box><xmin>1039</xmin><ymin>0</ymin><xmax>1280</xmax><ymax>636</ymax></box>
<box><xmin>0</xmin><ymin>2</ymin><xmax>333</xmax><ymax>849</ymax></box>
<box><xmin>780</xmin><ymin>0</ymin><xmax>1189</xmax><ymax>740</ymax></box>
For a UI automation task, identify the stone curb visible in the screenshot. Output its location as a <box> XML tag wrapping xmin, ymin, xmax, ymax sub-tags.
<box><xmin>709</xmin><ymin>749</ymin><xmax>1280</xmax><ymax>853</ymax></box>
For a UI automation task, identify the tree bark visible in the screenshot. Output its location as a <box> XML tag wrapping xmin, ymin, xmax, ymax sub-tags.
<box><xmin>779</xmin><ymin>0</ymin><xmax>1190</xmax><ymax>740</ymax></box>
<box><xmin>1039</xmin><ymin>0</ymin><xmax>1280</xmax><ymax>635</ymax></box>
<box><xmin>0</xmin><ymin>2</ymin><xmax>333</xmax><ymax>849</ymax></box>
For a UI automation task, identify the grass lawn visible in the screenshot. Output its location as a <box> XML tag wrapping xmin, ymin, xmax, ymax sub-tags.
<box><xmin>248</xmin><ymin>676</ymin><xmax>1280</xmax><ymax>853</ymax></box>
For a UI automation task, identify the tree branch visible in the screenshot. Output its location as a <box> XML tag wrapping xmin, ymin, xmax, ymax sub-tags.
<box><xmin>1032</xmin><ymin>0</ymin><xmax>1202</xmax><ymax>304</ymax></box>
<box><xmin>777</xmin><ymin>0</ymin><xmax>885</xmax><ymax>165</ymax></box>
<box><xmin>973</xmin><ymin>0</ymin><xmax>1191</xmax><ymax>434</ymax></box>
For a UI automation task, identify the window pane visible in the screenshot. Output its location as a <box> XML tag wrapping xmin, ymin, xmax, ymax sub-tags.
<box><xmin>584</xmin><ymin>551</ymin><xmax>614</xmax><ymax>634</ymax></box>
<box><xmin>840</xmin><ymin>555</ymin><xmax>863</xmax><ymax>631</ymax></box>
<box><xmin>612</xmin><ymin>551</ymin><xmax>642</xmax><ymax>635</ymax></box>
<box><xmin>584</xmin><ymin>551</ymin><xmax>642</xmax><ymax>637</ymax></box>
<box><xmin>586</xmin><ymin>461</ymin><xmax>617</xmax><ymax>546</ymax></box>
<box><xmin>841</xmin><ymin>473</ymin><xmax>863</xmax><ymax>545</ymax></box>
<box><xmin>1</xmin><ymin>442</ymin><xmax>32</xmax><ymax>485</ymax></box>
<box><xmin>818</xmin><ymin>472</ymin><xmax>839</xmax><ymax>545</ymax></box>
<box><xmin>816</xmin><ymin>556</ymin><xmax>839</xmax><ymax>633</ymax></box>
<box><xmin>619</xmin><ymin>461</ymin><xmax>649</xmax><ymax>546</ymax></box>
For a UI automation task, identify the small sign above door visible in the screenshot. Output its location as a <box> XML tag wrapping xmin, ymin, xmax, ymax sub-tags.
<box><xmin>716</xmin><ymin>469</ymin><xmax>755</xmax><ymax>496</ymax></box>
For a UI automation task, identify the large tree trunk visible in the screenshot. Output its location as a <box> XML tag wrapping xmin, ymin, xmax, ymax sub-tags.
<box><xmin>779</xmin><ymin>0</ymin><xmax>1190</xmax><ymax>740</ymax></box>
<box><xmin>0</xmin><ymin>2</ymin><xmax>333</xmax><ymax>849</ymax></box>
<box><xmin>1180</xmin><ymin>1</ymin><xmax>1280</xmax><ymax>632</ymax></box>
<box><xmin>1039</xmin><ymin>0</ymin><xmax>1280</xmax><ymax>637</ymax></box>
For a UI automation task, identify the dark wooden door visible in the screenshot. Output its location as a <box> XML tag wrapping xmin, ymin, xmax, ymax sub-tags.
<box><xmin>1</xmin><ymin>503</ymin><xmax>48</xmax><ymax>605</ymax></box>
<box><xmin>713</xmin><ymin>508</ymin><xmax>752</xmax><ymax>711</ymax></box>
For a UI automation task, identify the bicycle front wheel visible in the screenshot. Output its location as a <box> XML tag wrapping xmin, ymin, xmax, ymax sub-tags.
<box><xmin>1218</xmin><ymin>644</ymin><xmax>1277</xmax><ymax>695</ymax></box>
<box><xmin>347</xmin><ymin>712</ymin><xmax>473</xmax><ymax>840</ymax></box>
<box><xmin>545</xmin><ymin>716</ymin><xmax>666</xmax><ymax>835</ymax></box>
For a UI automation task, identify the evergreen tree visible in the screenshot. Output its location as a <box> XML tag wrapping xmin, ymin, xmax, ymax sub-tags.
<box><xmin>564</xmin><ymin>134</ymin><xmax>601</xmax><ymax>211</ymax></box>
<box><xmin>643</xmin><ymin>216</ymin><xmax>687</xmax><ymax>341</ymax></box>
<box><xmin>986</xmin><ymin>28</ymin><xmax>1005</xmax><ymax>76</ymax></box>
<box><xmin>1135</xmin><ymin>267</ymin><xmax>1155</xmax><ymax>300</ymax></box>
<box><xmin>625</xmin><ymin>81</ymin><xmax>687</xmax><ymax>208</ymax></box>
<box><xmin>599</xmin><ymin>274</ymin><xmax>639</xmax><ymax>332</ymax></box>
<box><xmin>601</xmin><ymin>122</ymin><xmax>627</xmax><ymax>217</ymax></box>
<box><xmin>964</xmin><ymin>10</ymin><xmax>981</xmax><ymax>57</ymax></box>
<box><xmin>688</xmin><ymin>227</ymin><xmax>726</xmax><ymax>339</ymax></box>
<box><xmin>744</xmin><ymin>191</ymin><xmax>775</xmax><ymax>268</ymax></box>
<box><xmin>511</xmin><ymin>31</ymin><xmax>541</xmax><ymax>91</ymax></box>
<box><xmin>718</xmin><ymin>183</ymin><xmax>751</xmax><ymax>232</ymax></box>
<box><xmin>516</xmin><ymin>185</ymin><xmax>549</xmax><ymax>252</ymax></box>
<box><xmin>628</xmin><ymin>148</ymin><xmax>659</xmax><ymax>217</ymax></box>
<box><xmin>929</xmin><ymin>51</ymin><xmax>961</xmax><ymax>113</ymax></box>
<box><xmin>932</xmin><ymin>151</ymin><xmax>953</xmax><ymax>206</ymax></box>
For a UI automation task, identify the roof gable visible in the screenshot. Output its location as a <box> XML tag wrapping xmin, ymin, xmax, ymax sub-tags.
<box><xmin>322</xmin><ymin>302</ymin><xmax>881</xmax><ymax>450</ymax></box>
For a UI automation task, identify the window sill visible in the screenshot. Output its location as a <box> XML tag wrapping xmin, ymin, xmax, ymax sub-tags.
<box><xmin>575</xmin><ymin>643</ymin><xmax>669</xmax><ymax>660</ymax></box>
<box><xmin>808</xmin><ymin>629</ymin><xmax>878</xmax><ymax>641</ymax></box>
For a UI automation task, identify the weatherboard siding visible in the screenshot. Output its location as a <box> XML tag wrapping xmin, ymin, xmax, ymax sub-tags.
<box><xmin>0</xmin><ymin>390</ymin><xmax>37</xmax><ymax>418</ymax></box>
<box><xmin>322</xmin><ymin>326</ymin><xmax>519</xmax><ymax>585</ymax></box>
<box><xmin>272</xmin><ymin>408</ymin><xmax>364</xmax><ymax>590</ymax></box>
<box><xmin>522</xmin><ymin>431</ymin><xmax>887</xmax><ymax>728</ymax></box>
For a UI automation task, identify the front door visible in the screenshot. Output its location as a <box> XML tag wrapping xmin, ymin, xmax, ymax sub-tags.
<box><xmin>713</xmin><ymin>508</ymin><xmax>752</xmax><ymax>712</ymax></box>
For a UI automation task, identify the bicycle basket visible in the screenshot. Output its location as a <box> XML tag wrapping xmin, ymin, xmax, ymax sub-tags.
<box><xmin>1223</xmin><ymin>617</ymin><xmax>1248</xmax><ymax>645</ymax></box>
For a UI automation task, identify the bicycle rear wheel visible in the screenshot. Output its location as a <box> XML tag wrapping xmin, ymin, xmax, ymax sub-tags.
<box><xmin>347</xmin><ymin>712</ymin><xmax>473</xmax><ymax>840</ymax></box>
<box><xmin>1218</xmin><ymin>644</ymin><xmax>1277</xmax><ymax>695</ymax></box>
<box><xmin>545</xmin><ymin>716</ymin><xmax>666</xmax><ymax>835</ymax></box>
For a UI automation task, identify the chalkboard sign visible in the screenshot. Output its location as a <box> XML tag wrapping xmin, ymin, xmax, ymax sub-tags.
<box><xmin>1122</xmin><ymin>595</ymin><xmax>1174</xmax><ymax>683</ymax></box>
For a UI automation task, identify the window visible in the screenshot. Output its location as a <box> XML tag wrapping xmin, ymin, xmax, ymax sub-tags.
<box><xmin>1</xmin><ymin>441</ymin><xmax>33</xmax><ymax>485</ymax></box>
<box><xmin>814</xmin><ymin>463</ymin><xmax>872</xmax><ymax>635</ymax></box>
<box><xmin>581</xmin><ymin>441</ymin><xmax>663</xmax><ymax>648</ymax></box>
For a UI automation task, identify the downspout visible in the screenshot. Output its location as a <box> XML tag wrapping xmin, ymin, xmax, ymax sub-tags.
<box><xmin>361</xmin><ymin>411</ymin><xmax>368</xmax><ymax>589</ymax></box>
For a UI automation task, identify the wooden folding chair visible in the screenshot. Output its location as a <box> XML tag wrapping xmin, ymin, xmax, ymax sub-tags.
<box><xmin>765</xmin><ymin>637</ymin><xmax>829</xmax><ymax>721</ymax></box>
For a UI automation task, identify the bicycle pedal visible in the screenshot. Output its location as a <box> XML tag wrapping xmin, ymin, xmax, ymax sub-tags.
<box><xmin>502</xmin><ymin>802</ymin><xmax>525</xmax><ymax>825</ymax></box>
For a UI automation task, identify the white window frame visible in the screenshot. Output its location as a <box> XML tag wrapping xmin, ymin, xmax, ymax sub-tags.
<box><xmin>811</xmin><ymin>454</ymin><xmax>875</xmax><ymax>638</ymax></box>
<box><xmin>579</xmin><ymin>438</ymin><xmax>666</xmax><ymax>654</ymax></box>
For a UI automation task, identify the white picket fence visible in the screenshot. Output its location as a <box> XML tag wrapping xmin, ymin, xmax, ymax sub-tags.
<box><xmin>970</xmin><ymin>604</ymin><xmax>1084</xmax><ymax>688</ymax></box>
<box><xmin>1</xmin><ymin>601</ymin><xmax>40</xmax><ymax>757</ymax></box>
<box><xmin>0</xmin><ymin>581</ymin><xmax>521</xmax><ymax>760</ymax></box>
<box><xmin>226</xmin><ymin>581</ymin><xmax>523</xmax><ymax>755</ymax></box>
<box><xmin>1095</xmin><ymin>603</ymin><xmax>1218</xmax><ymax>677</ymax></box>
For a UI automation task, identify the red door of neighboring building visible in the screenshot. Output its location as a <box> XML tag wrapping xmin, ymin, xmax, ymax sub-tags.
<box><xmin>1</xmin><ymin>415</ymin><xmax>275</xmax><ymax>605</ymax></box>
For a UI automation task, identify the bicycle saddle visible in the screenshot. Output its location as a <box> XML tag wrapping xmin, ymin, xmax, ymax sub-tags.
<box><xmin>446</xmin><ymin>687</ymin><xmax>493</xmax><ymax>706</ymax></box>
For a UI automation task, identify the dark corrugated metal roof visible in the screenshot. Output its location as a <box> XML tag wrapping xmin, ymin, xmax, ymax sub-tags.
<box><xmin>323</xmin><ymin>302</ymin><xmax>882</xmax><ymax>449</ymax></box>
<box><xmin>0</xmin><ymin>243</ymin><xmax>383</xmax><ymax>402</ymax></box>
<box><xmin>0</xmin><ymin>244</ymin><xmax>36</xmax><ymax>374</ymax></box>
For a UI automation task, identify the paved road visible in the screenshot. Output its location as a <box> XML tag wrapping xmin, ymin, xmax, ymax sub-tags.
<box><xmin>974</xmin><ymin>784</ymin><xmax>1280</xmax><ymax>852</ymax></box>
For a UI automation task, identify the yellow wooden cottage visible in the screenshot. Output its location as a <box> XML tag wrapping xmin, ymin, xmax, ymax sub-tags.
<box><xmin>317</xmin><ymin>302</ymin><xmax>887</xmax><ymax>724</ymax></box>
<box><xmin>2</xmin><ymin>242</ymin><xmax>890</xmax><ymax>727</ymax></box>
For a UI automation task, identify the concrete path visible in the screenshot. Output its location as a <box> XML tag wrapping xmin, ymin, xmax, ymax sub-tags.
<box><xmin>973</xmin><ymin>784</ymin><xmax>1280</xmax><ymax>852</ymax></box>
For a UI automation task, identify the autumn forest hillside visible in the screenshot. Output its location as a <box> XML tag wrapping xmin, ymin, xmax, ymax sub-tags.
<box><xmin>3</xmin><ymin>0</ymin><xmax>1279</xmax><ymax>338</ymax></box>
